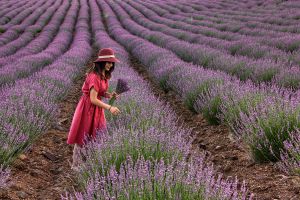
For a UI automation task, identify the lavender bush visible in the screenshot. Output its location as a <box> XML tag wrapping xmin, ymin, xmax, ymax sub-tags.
<box><xmin>77</xmin><ymin>124</ymin><xmax>191</xmax><ymax>185</ymax></box>
<box><xmin>0</xmin><ymin>165</ymin><xmax>10</xmax><ymax>189</ymax></box>
<box><xmin>194</xmin><ymin>80</ymin><xmax>225</xmax><ymax>125</ymax></box>
<box><xmin>218</xmin><ymin>82</ymin><xmax>266</xmax><ymax>138</ymax></box>
<box><xmin>274</xmin><ymin>66</ymin><xmax>300</xmax><ymax>90</ymax></box>
<box><xmin>278</xmin><ymin>130</ymin><xmax>300</xmax><ymax>175</ymax></box>
<box><xmin>166</xmin><ymin>65</ymin><xmax>224</xmax><ymax>115</ymax></box>
<box><xmin>64</xmin><ymin>156</ymin><xmax>251</xmax><ymax>200</ymax></box>
<box><xmin>236</xmin><ymin>95</ymin><xmax>300</xmax><ymax>162</ymax></box>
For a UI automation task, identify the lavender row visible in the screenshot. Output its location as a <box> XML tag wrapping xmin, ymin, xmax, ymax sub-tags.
<box><xmin>155</xmin><ymin>2</ymin><xmax>286</xmax><ymax>37</ymax></box>
<box><xmin>108</xmin><ymin>1</ymin><xmax>300</xmax><ymax>90</ymax></box>
<box><xmin>184</xmin><ymin>2</ymin><xmax>299</xmax><ymax>27</ymax></box>
<box><xmin>0</xmin><ymin>0</ymin><xmax>92</xmax><ymax>166</ymax></box>
<box><xmin>0</xmin><ymin>0</ymin><xmax>38</xmax><ymax>25</ymax></box>
<box><xmin>137</xmin><ymin>0</ymin><xmax>299</xmax><ymax>60</ymax></box>
<box><xmin>159</xmin><ymin>2</ymin><xmax>290</xmax><ymax>38</ymax></box>
<box><xmin>147</xmin><ymin>1</ymin><xmax>287</xmax><ymax>39</ymax></box>
<box><xmin>169</xmin><ymin>1</ymin><xmax>300</xmax><ymax>50</ymax></box>
<box><xmin>0</xmin><ymin>0</ymin><xmax>62</xmax><ymax>47</ymax></box>
<box><xmin>67</xmin><ymin>156</ymin><xmax>250</xmax><ymax>200</ymax></box>
<box><xmin>0</xmin><ymin>0</ymin><xmax>16</xmax><ymax>9</ymax></box>
<box><xmin>0</xmin><ymin>0</ymin><xmax>78</xmax><ymax>87</ymax></box>
<box><xmin>167</xmin><ymin>1</ymin><xmax>300</xmax><ymax>51</ymax></box>
<box><xmin>138</xmin><ymin>1</ymin><xmax>242</xmax><ymax>42</ymax></box>
<box><xmin>0</xmin><ymin>0</ymin><xmax>33</xmax><ymax>22</ymax></box>
<box><xmin>2</xmin><ymin>0</ymin><xmax>57</xmax><ymax>31</ymax></box>
<box><xmin>0</xmin><ymin>0</ymin><xmax>63</xmax><ymax>57</ymax></box>
<box><xmin>126</xmin><ymin>0</ymin><xmax>297</xmax><ymax>66</ymax></box>
<box><xmin>2</xmin><ymin>0</ymin><xmax>51</xmax><ymax>29</ymax></box>
<box><xmin>174</xmin><ymin>0</ymin><xmax>300</xmax><ymax>32</ymax></box>
<box><xmin>143</xmin><ymin>1</ymin><xmax>300</xmax><ymax>53</ymax></box>
<box><xmin>195</xmin><ymin>1</ymin><xmax>300</xmax><ymax>26</ymax></box>
<box><xmin>63</xmin><ymin>1</ymin><xmax>251</xmax><ymax>198</ymax></box>
<box><xmin>0</xmin><ymin>0</ymin><xmax>25</xmax><ymax>18</ymax></box>
<box><xmin>0</xmin><ymin>0</ymin><xmax>67</xmax><ymax>66</ymax></box>
<box><xmin>103</xmin><ymin>0</ymin><xmax>300</xmax><ymax>170</ymax></box>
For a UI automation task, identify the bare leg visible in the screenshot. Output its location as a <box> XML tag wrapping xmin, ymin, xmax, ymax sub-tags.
<box><xmin>71</xmin><ymin>144</ymin><xmax>82</xmax><ymax>169</ymax></box>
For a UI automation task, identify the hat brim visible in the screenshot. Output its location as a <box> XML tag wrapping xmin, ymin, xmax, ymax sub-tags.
<box><xmin>93</xmin><ymin>57</ymin><xmax>120</xmax><ymax>63</ymax></box>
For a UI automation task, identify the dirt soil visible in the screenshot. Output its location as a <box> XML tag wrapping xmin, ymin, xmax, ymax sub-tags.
<box><xmin>1</xmin><ymin>54</ymin><xmax>300</xmax><ymax>200</ymax></box>
<box><xmin>129</xmin><ymin>57</ymin><xmax>300</xmax><ymax>200</ymax></box>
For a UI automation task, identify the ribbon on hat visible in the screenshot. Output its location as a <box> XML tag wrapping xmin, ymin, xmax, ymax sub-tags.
<box><xmin>98</xmin><ymin>55</ymin><xmax>115</xmax><ymax>58</ymax></box>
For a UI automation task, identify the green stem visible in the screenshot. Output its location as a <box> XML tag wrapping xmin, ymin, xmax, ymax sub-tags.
<box><xmin>109</xmin><ymin>96</ymin><xmax>116</xmax><ymax>105</ymax></box>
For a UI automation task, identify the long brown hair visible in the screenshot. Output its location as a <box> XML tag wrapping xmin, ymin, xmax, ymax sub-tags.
<box><xmin>86</xmin><ymin>61</ymin><xmax>115</xmax><ymax>80</ymax></box>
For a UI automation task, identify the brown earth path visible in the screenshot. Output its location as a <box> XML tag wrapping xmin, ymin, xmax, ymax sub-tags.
<box><xmin>0</xmin><ymin>65</ymin><xmax>88</xmax><ymax>200</ymax></box>
<box><xmin>129</xmin><ymin>56</ymin><xmax>300</xmax><ymax>200</ymax></box>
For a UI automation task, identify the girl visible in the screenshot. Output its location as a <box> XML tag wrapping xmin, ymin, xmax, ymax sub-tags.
<box><xmin>67</xmin><ymin>48</ymin><xmax>121</xmax><ymax>170</ymax></box>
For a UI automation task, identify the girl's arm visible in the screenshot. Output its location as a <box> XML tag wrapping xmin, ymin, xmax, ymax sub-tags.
<box><xmin>104</xmin><ymin>92</ymin><xmax>112</xmax><ymax>98</ymax></box>
<box><xmin>90</xmin><ymin>88</ymin><xmax>111</xmax><ymax>110</ymax></box>
<box><xmin>104</xmin><ymin>91</ymin><xmax>120</xmax><ymax>99</ymax></box>
<box><xmin>90</xmin><ymin>88</ymin><xmax>120</xmax><ymax>114</ymax></box>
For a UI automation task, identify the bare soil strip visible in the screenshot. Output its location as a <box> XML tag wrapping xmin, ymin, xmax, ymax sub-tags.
<box><xmin>128</xmin><ymin>56</ymin><xmax>300</xmax><ymax>200</ymax></box>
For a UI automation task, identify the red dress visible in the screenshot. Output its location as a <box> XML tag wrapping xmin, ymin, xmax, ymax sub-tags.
<box><xmin>67</xmin><ymin>72</ymin><xmax>109</xmax><ymax>146</ymax></box>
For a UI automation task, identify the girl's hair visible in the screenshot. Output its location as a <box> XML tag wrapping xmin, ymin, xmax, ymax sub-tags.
<box><xmin>86</xmin><ymin>61</ymin><xmax>115</xmax><ymax>79</ymax></box>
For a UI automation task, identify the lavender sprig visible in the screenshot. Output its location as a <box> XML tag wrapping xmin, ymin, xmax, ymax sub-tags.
<box><xmin>0</xmin><ymin>165</ymin><xmax>10</xmax><ymax>189</ymax></box>
<box><xmin>109</xmin><ymin>78</ymin><xmax>130</xmax><ymax>105</ymax></box>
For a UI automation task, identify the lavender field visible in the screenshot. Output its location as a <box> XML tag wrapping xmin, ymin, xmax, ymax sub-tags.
<box><xmin>1</xmin><ymin>0</ymin><xmax>300</xmax><ymax>199</ymax></box>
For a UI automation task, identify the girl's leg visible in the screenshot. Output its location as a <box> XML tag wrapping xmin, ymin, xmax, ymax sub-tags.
<box><xmin>71</xmin><ymin>144</ymin><xmax>82</xmax><ymax>168</ymax></box>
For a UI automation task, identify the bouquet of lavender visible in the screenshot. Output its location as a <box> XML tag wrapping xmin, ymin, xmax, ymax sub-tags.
<box><xmin>109</xmin><ymin>79</ymin><xmax>130</xmax><ymax>105</ymax></box>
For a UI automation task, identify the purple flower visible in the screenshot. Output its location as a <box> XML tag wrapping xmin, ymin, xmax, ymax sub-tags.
<box><xmin>116</xmin><ymin>79</ymin><xmax>130</xmax><ymax>94</ymax></box>
<box><xmin>109</xmin><ymin>79</ymin><xmax>130</xmax><ymax>105</ymax></box>
<box><xmin>0</xmin><ymin>165</ymin><xmax>10</xmax><ymax>189</ymax></box>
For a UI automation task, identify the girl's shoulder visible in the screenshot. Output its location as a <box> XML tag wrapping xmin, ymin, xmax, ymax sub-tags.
<box><xmin>86</xmin><ymin>72</ymin><xmax>108</xmax><ymax>83</ymax></box>
<box><xmin>86</xmin><ymin>72</ymin><xmax>100</xmax><ymax>80</ymax></box>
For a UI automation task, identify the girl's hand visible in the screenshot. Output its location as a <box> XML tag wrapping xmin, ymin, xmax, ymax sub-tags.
<box><xmin>109</xmin><ymin>106</ymin><xmax>121</xmax><ymax>115</ymax></box>
<box><xmin>105</xmin><ymin>92</ymin><xmax>120</xmax><ymax>99</ymax></box>
<box><xmin>111</xmin><ymin>91</ymin><xmax>120</xmax><ymax>99</ymax></box>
